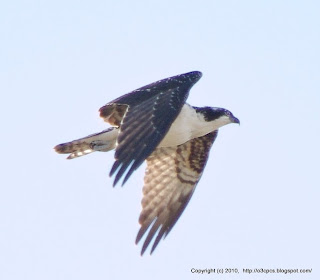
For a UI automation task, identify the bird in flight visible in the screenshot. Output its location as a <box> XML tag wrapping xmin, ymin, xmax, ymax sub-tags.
<box><xmin>54</xmin><ymin>71</ymin><xmax>239</xmax><ymax>255</ymax></box>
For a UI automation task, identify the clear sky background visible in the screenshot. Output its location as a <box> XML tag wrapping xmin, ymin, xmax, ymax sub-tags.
<box><xmin>1</xmin><ymin>1</ymin><xmax>319</xmax><ymax>279</ymax></box>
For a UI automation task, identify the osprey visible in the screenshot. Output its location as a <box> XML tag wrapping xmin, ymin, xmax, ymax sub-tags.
<box><xmin>54</xmin><ymin>71</ymin><xmax>239</xmax><ymax>255</ymax></box>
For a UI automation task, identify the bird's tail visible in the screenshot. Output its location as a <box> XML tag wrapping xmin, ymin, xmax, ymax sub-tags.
<box><xmin>54</xmin><ymin>127</ymin><xmax>118</xmax><ymax>159</ymax></box>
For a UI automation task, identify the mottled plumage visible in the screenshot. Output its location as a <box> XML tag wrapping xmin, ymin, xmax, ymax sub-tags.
<box><xmin>54</xmin><ymin>71</ymin><xmax>239</xmax><ymax>255</ymax></box>
<box><xmin>137</xmin><ymin>131</ymin><xmax>218</xmax><ymax>255</ymax></box>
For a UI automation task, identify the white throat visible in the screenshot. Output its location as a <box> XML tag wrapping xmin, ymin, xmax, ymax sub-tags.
<box><xmin>158</xmin><ymin>104</ymin><xmax>229</xmax><ymax>148</ymax></box>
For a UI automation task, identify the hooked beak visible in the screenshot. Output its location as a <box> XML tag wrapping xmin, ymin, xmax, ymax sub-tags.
<box><xmin>231</xmin><ymin>116</ymin><xmax>240</xmax><ymax>125</ymax></box>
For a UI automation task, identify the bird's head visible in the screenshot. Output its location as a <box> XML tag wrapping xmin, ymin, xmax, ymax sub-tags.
<box><xmin>196</xmin><ymin>107</ymin><xmax>240</xmax><ymax>129</ymax></box>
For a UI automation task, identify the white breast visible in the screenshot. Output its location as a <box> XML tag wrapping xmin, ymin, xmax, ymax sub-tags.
<box><xmin>158</xmin><ymin>104</ymin><xmax>217</xmax><ymax>148</ymax></box>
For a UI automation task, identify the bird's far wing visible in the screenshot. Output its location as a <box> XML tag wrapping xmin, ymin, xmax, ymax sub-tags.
<box><xmin>101</xmin><ymin>71</ymin><xmax>202</xmax><ymax>186</ymax></box>
<box><xmin>99</xmin><ymin>104</ymin><xmax>128</xmax><ymax>127</ymax></box>
<box><xmin>136</xmin><ymin>130</ymin><xmax>218</xmax><ymax>255</ymax></box>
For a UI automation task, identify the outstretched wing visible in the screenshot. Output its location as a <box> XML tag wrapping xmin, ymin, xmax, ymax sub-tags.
<box><xmin>99</xmin><ymin>71</ymin><xmax>203</xmax><ymax>186</ymax></box>
<box><xmin>136</xmin><ymin>130</ymin><xmax>218</xmax><ymax>255</ymax></box>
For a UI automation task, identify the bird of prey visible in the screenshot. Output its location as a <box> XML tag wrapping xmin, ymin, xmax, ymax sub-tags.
<box><xmin>54</xmin><ymin>71</ymin><xmax>239</xmax><ymax>255</ymax></box>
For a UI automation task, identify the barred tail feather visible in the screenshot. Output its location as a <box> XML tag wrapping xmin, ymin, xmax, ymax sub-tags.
<box><xmin>54</xmin><ymin>127</ymin><xmax>118</xmax><ymax>159</ymax></box>
<box><xmin>54</xmin><ymin>140</ymin><xmax>95</xmax><ymax>159</ymax></box>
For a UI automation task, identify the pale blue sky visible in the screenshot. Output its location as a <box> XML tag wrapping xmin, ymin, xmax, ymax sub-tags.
<box><xmin>1</xmin><ymin>1</ymin><xmax>319</xmax><ymax>279</ymax></box>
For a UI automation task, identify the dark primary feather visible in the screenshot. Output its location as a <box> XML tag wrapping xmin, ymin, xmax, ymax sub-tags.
<box><xmin>102</xmin><ymin>71</ymin><xmax>203</xmax><ymax>186</ymax></box>
<box><xmin>136</xmin><ymin>131</ymin><xmax>218</xmax><ymax>255</ymax></box>
<box><xmin>105</xmin><ymin>71</ymin><xmax>202</xmax><ymax>108</ymax></box>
